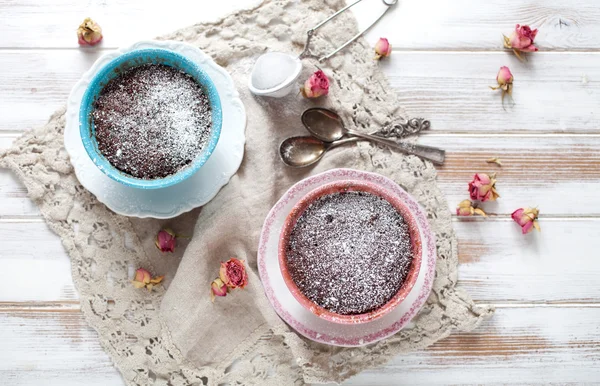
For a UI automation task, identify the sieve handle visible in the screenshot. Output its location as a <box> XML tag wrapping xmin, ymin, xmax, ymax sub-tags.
<box><xmin>299</xmin><ymin>0</ymin><xmax>398</xmax><ymax>61</ymax></box>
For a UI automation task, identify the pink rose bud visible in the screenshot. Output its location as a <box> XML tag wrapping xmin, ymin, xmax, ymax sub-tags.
<box><xmin>496</xmin><ymin>66</ymin><xmax>514</xmax><ymax>87</ymax></box>
<box><xmin>456</xmin><ymin>199</ymin><xmax>487</xmax><ymax>217</ymax></box>
<box><xmin>77</xmin><ymin>17</ymin><xmax>103</xmax><ymax>46</ymax></box>
<box><xmin>300</xmin><ymin>70</ymin><xmax>330</xmax><ymax>99</ymax></box>
<box><xmin>155</xmin><ymin>228</ymin><xmax>177</xmax><ymax>253</ymax></box>
<box><xmin>219</xmin><ymin>258</ymin><xmax>249</xmax><ymax>289</ymax></box>
<box><xmin>468</xmin><ymin>173</ymin><xmax>500</xmax><ymax>202</ymax></box>
<box><xmin>132</xmin><ymin>268</ymin><xmax>164</xmax><ymax>291</ymax></box>
<box><xmin>490</xmin><ymin>66</ymin><xmax>514</xmax><ymax>106</ymax></box>
<box><xmin>210</xmin><ymin>278</ymin><xmax>228</xmax><ymax>302</ymax></box>
<box><xmin>511</xmin><ymin>207</ymin><xmax>540</xmax><ymax>234</ymax></box>
<box><xmin>133</xmin><ymin>268</ymin><xmax>151</xmax><ymax>286</ymax></box>
<box><xmin>374</xmin><ymin>38</ymin><xmax>392</xmax><ymax>60</ymax></box>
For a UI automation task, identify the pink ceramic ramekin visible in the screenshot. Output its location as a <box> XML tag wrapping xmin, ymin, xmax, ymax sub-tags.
<box><xmin>278</xmin><ymin>180</ymin><xmax>422</xmax><ymax>325</ymax></box>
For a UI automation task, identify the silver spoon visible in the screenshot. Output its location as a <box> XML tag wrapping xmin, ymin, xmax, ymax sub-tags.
<box><xmin>301</xmin><ymin>108</ymin><xmax>446</xmax><ymax>165</ymax></box>
<box><xmin>279</xmin><ymin>136</ymin><xmax>359</xmax><ymax>167</ymax></box>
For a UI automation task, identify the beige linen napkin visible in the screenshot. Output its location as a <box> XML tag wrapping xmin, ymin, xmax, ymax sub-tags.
<box><xmin>159</xmin><ymin>0</ymin><xmax>493</xmax><ymax>383</ymax></box>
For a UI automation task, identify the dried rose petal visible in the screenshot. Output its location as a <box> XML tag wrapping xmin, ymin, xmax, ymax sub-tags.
<box><xmin>374</xmin><ymin>38</ymin><xmax>392</xmax><ymax>60</ymax></box>
<box><xmin>219</xmin><ymin>258</ymin><xmax>248</xmax><ymax>289</ymax></box>
<box><xmin>300</xmin><ymin>70</ymin><xmax>329</xmax><ymax>98</ymax></box>
<box><xmin>210</xmin><ymin>278</ymin><xmax>228</xmax><ymax>302</ymax></box>
<box><xmin>155</xmin><ymin>228</ymin><xmax>176</xmax><ymax>253</ymax></box>
<box><xmin>132</xmin><ymin>268</ymin><xmax>164</xmax><ymax>291</ymax></box>
<box><xmin>456</xmin><ymin>199</ymin><xmax>487</xmax><ymax>217</ymax></box>
<box><xmin>77</xmin><ymin>17</ymin><xmax>103</xmax><ymax>46</ymax></box>
<box><xmin>146</xmin><ymin>276</ymin><xmax>165</xmax><ymax>291</ymax></box>
<box><xmin>468</xmin><ymin>173</ymin><xmax>500</xmax><ymax>202</ymax></box>
<box><xmin>503</xmin><ymin>24</ymin><xmax>538</xmax><ymax>61</ymax></box>
<box><xmin>486</xmin><ymin>157</ymin><xmax>503</xmax><ymax>167</ymax></box>
<box><xmin>511</xmin><ymin>207</ymin><xmax>540</xmax><ymax>234</ymax></box>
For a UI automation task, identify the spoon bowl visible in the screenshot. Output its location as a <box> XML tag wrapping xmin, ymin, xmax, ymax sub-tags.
<box><xmin>279</xmin><ymin>136</ymin><xmax>358</xmax><ymax>167</ymax></box>
<box><xmin>301</xmin><ymin>108</ymin><xmax>345</xmax><ymax>142</ymax></box>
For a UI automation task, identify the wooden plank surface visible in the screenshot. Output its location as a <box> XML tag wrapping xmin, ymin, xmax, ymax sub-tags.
<box><xmin>1</xmin><ymin>219</ymin><xmax>598</xmax><ymax>304</ymax></box>
<box><xmin>350</xmin><ymin>306</ymin><xmax>600</xmax><ymax>385</ymax></box>
<box><xmin>2</xmin><ymin>0</ymin><xmax>600</xmax><ymax>51</ymax></box>
<box><xmin>0</xmin><ymin>0</ymin><xmax>259</xmax><ymax>49</ymax></box>
<box><xmin>0</xmin><ymin>0</ymin><xmax>598</xmax><ymax>384</ymax></box>
<box><xmin>2</xmin><ymin>51</ymin><xmax>599</xmax><ymax>133</ymax></box>
<box><xmin>1</xmin><ymin>306</ymin><xmax>599</xmax><ymax>385</ymax></box>
<box><xmin>387</xmin><ymin>52</ymin><xmax>600</xmax><ymax>133</ymax></box>
<box><xmin>358</xmin><ymin>0</ymin><xmax>600</xmax><ymax>51</ymax></box>
<box><xmin>0</xmin><ymin>308</ymin><xmax>124</xmax><ymax>386</ymax></box>
<box><xmin>2</xmin><ymin>134</ymin><xmax>599</xmax><ymax>216</ymax></box>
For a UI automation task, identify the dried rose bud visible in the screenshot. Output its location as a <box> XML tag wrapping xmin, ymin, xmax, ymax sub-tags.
<box><xmin>511</xmin><ymin>207</ymin><xmax>540</xmax><ymax>234</ymax></box>
<box><xmin>155</xmin><ymin>228</ymin><xmax>177</xmax><ymax>253</ymax></box>
<box><xmin>300</xmin><ymin>70</ymin><xmax>329</xmax><ymax>98</ymax></box>
<box><xmin>456</xmin><ymin>199</ymin><xmax>487</xmax><ymax>217</ymax></box>
<box><xmin>77</xmin><ymin>17</ymin><xmax>103</xmax><ymax>46</ymax></box>
<box><xmin>490</xmin><ymin>66</ymin><xmax>514</xmax><ymax>106</ymax></box>
<box><xmin>503</xmin><ymin>24</ymin><xmax>538</xmax><ymax>61</ymax></box>
<box><xmin>496</xmin><ymin>66</ymin><xmax>514</xmax><ymax>86</ymax></box>
<box><xmin>219</xmin><ymin>258</ymin><xmax>248</xmax><ymax>289</ymax></box>
<box><xmin>132</xmin><ymin>268</ymin><xmax>164</xmax><ymax>291</ymax></box>
<box><xmin>133</xmin><ymin>268</ymin><xmax>151</xmax><ymax>287</ymax></box>
<box><xmin>374</xmin><ymin>38</ymin><xmax>392</xmax><ymax>60</ymax></box>
<box><xmin>210</xmin><ymin>278</ymin><xmax>228</xmax><ymax>302</ymax></box>
<box><xmin>468</xmin><ymin>173</ymin><xmax>500</xmax><ymax>202</ymax></box>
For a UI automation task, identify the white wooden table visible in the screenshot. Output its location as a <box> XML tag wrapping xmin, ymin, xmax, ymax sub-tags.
<box><xmin>1</xmin><ymin>0</ymin><xmax>599</xmax><ymax>384</ymax></box>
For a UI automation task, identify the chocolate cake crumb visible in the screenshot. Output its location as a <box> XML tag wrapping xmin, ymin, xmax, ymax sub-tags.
<box><xmin>286</xmin><ymin>191</ymin><xmax>414</xmax><ymax>315</ymax></box>
<box><xmin>92</xmin><ymin>64</ymin><xmax>212</xmax><ymax>179</ymax></box>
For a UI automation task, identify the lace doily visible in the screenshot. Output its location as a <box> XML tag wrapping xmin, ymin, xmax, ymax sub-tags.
<box><xmin>0</xmin><ymin>1</ymin><xmax>493</xmax><ymax>385</ymax></box>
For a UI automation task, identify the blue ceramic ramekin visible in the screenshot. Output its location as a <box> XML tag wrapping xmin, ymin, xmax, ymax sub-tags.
<box><xmin>79</xmin><ymin>48</ymin><xmax>222</xmax><ymax>189</ymax></box>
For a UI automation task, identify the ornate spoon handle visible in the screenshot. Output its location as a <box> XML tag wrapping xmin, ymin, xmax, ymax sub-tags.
<box><xmin>372</xmin><ymin>117</ymin><xmax>431</xmax><ymax>139</ymax></box>
<box><xmin>347</xmin><ymin>130</ymin><xmax>446</xmax><ymax>165</ymax></box>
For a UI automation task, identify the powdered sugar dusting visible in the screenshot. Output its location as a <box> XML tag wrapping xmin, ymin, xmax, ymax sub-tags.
<box><xmin>92</xmin><ymin>64</ymin><xmax>212</xmax><ymax>179</ymax></box>
<box><xmin>286</xmin><ymin>191</ymin><xmax>413</xmax><ymax>315</ymax></box>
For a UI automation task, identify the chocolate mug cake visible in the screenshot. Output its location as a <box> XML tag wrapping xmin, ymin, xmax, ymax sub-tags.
<box><xmin>284</xmin><ymin>190</ymin><xmax>414</xmax><ymax>316</ymax></box>
<box><xmin>91</xmin><ymin>64</ymin><xmax>212</xmax><ymax>180</ymax></box>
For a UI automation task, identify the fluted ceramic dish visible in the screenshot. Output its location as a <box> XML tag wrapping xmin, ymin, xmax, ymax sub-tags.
<box><xmin>258</xmin><ymin>168</ymin><xmax>437</xmax><ymax>347</ymax></box>
<box><xmin>278</xmin><ymin>180</ymin><xmax>422</xmax><ymax>325</ymax></box>
<box><xmin>65</xmin><ymin>40</ymin><xmax>246</xmax><ymax>218</ymax></box>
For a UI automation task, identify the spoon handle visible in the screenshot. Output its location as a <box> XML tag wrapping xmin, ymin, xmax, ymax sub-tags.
<box><xmin>329</xmin><ymin>136</ymin><xmax>360</xmax><ymax>149</ymax></box>
<box><xmin>348</xmin><ymin>131</ymin><xmax>446</xmax><ymax>165</ymax></box>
